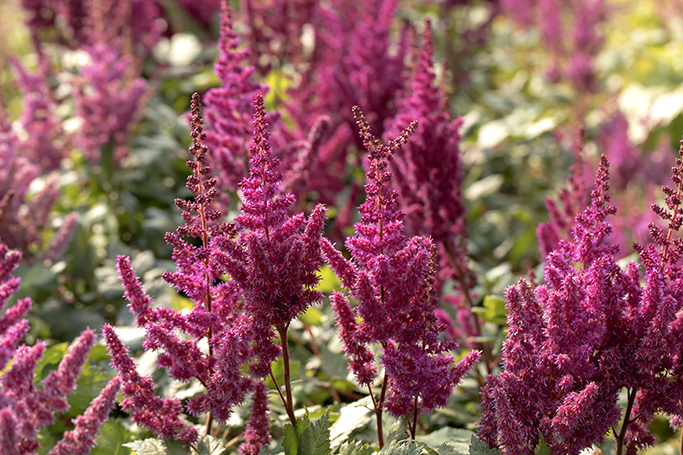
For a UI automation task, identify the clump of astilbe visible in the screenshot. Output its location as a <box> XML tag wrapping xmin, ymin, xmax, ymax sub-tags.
<box><xmin>211</xmin><ymin>94</ymin><xmax>327</xmax><ymax>433</ymax></box>
<box><xmin>280</xmin><ymin>0</ymin><xmax>409</xmax><ymax>223</ymax></box>
<box><xmin>322</xmin><ymin>107</ymin><xmax>479</xmax><ymax>448</ymax></box>
<box><xmin>502</xmin><ymin>0</ymin><xmax>605</xmax><ymax>96</ymax></box>
<box><xmin>383</xmin><ymin>21</ymin><xmax>490</xmax><ymax>370</ymax></box>
<box><xmin>10</xmin><ymin>56</ymin><xmax>65</xmax><ymax>173</ymax></box>
<box><xmin>73</xmin><ymin>40</ymin><xmax>148</xmax><ymax>166</ymax></box>
<box><xmin>479</xmin><ymin>151</ymin><xmax>683</xmax><ymax>455</ymax></box>
<box><xmin>102</xmin><ymin>93</ymin><xmax>243</xmax><ymax>446</ymax></box>
<box><xmin>203</xmin><ymin>0</ymin><xmax>272</xmax><ymax>196</ymax></box>
<box><xmin>21</xmin><ymin>0</ymin><xmax>160</xmax><ymax>56</ymax></box>
<box><xmin>0</xmin><ymin>239</ymin><xmax>121</xmax><ymax>455</ymax></box>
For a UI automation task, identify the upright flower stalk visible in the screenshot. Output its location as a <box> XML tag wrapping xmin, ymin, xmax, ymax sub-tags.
<box><xmin>322</xmin><ymin>107</ymin><xmax>479</xmax><ymax>447</ymax></box>
<box><xmin>479</xmin><ymin>148</ymin><xmax>683</xmax><ymax>454</ymax></box>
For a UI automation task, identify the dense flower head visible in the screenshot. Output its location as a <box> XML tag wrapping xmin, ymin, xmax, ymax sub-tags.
<box><xmin>104</xmin><ymin>94</ymin><xmax>249</xmax><ymax>440</ymax></box>
<box><xmin>384</xmin><ymin>20</ymin><xmax>472</xmax><ymax>317</ymax></box>
<box><xmin>10</xmin><ymin>56</ymin><xmax>64</xmax><ymax>173</ymax></box>
<box><xmin>212</xmin><ymin>95</ymin><xmax>327</xmax><ymax>375</ymax></box>
<box><xmin>480</xmin><ymin>152</ymin><xmax>683</xmax><ymax>454</ymax></box>
<box><xmin>74</xmin><ymin>41</ymin><xmax>148</xmax><ymax>166</ymax></box>
<box><xmin>21</xmin><ymin>0</ymin><xmax>161</xmax><ymax>55</ymax></box>
<box><xmin>322</xmin><ymin>106</ymin><xmax>479</xmax><ymax>417</ymax></box>
<box><xmin>203</xmin><ymin>0</ymin><xmax>274</xmax><ymax>196</ymax></box>
<box><xmin>0</xmin><ymin>115</ymin><xmax>63</xmax><ymax>259</ymax></box>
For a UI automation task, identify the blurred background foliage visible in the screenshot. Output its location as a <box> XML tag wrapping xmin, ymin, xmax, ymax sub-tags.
<box><xmin>3</xmin><ymin>0</ymin><xmax>683</xmax><ymax>453</ymax></box>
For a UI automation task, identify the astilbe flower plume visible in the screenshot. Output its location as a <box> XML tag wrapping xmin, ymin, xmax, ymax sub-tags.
<box><xmin>480</xmin><ymin>149</ymin><xmax>683</xmax><ymax>455</ymax></box>
<box><xmin>102</xmin><ymin>93</ymin><xmax>245</xmax><ymax>445</ymax></box>
<box><xmin>0</xmin><ymin>239</ymin><xmax>120</xmax><ymax>455</ymax></box>
<box><xmin>203</xmin><ymin>0</ymin><xmax>272</xmax><ymax>195</ymax></box>
<box><xmin>322</xmin><ymin>107</ymin><xmax>479</xmax><ymax>444</ymax></box>
<box><xmin>383</xmin><ymin>21</ymin><xmax>484</xmax><ymax>356</ymax></box>
<box><xmin>211</xmin><ymin>94</ymin><xmax>327</xmax><ymax>437</ymax></box>
<box><xmin>10</xmin><ymin>56</ymin><xmax>64</xmax><ymax>173</ymax></box>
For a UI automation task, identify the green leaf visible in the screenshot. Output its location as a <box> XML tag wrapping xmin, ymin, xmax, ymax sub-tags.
<box><xmin>123</xmin><ymin>438</ymin><xmax>191</xmax><ymax>455</ymax></box>
<box><xmin>437</xmin><ymin>442</ymin><xmax>469</xmax><ymax>455</ymax></box>
<box><xmin>416</xmin><ymin>427</ymin><xmax>473</xmax><ymax>448</ymax></box>
<box><xmin>481</xmin><ymin>295</ymin><xmax>507</xmax><ymax>325</ymax></box>
<box><xmin>300</xmin><ymin>307</ymin><xmax>324</xmax><ymax>326</ymax></box>
<box><xmin>196</xmin><ymin>435</ymin><xmax>228</xmax><ymax>455</ymax></box>
<box><xmin>534</xmin><ymin>433</ymin><xmax>550</xmax><ymax>455</ymax></box>
<box><xmin>34</xmin><ymin>343</ymin><xmax>69</xmax><ymax>381</ymax></box>
<box><xmin>299</xmin><ymin>411</ymin><xmax>331</xmax><ymax>455</ymax></box>
<box><xmin>92</xmin><ymin>421</ymin><xmax>132</xmax><ymax>455</ymax></box>
<box><xmin>284</xmin><ymin>423</ymin><xmax>300</xmax><ymax>455</ymax></box>
<box><xmin>315</xmin><ymin>265</ymin><xmax>342</xmax><ymax>293</ymax></box>
<box><xmin>380</xmin><ymin>440</ymin><xmax>422</xmax><ymax>455</ymax></box>
<box><xmin>384</xmin><ymin>418</ymin><xmax>408</xmax><ymax>446</ymax></box>
<box><xmin>336</xmin><ymin>440</ymin><xmax>375</xmax><ymax>455</ymax></box>
<box><xmin>468</xmin><ymin>435</ymin><xmax>502</xmax><ymax>455</ymax></box>
<box><xmin>123</xmin><ymin>439</ymin><xmax>167</xmax><ymax>455</ymax></box>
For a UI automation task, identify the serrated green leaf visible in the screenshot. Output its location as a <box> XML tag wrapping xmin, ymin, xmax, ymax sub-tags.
<box><xmin>437</xmin><ymin>442</ymin><xmax>469</xmax><ymax>455</ymax></box>
<box><xmin>384</xmin><ymin>418</ymin><xmax>408</xmax><ymax>446</ymax></box>
<box><xmin>196</xmin><ymin>435</ymin><xmax>228</xmax><ymax>455</ymax></box>
<box><xmin>534</xmin><ymin>433</ymin><xmax>551</xmax><ymax>455</ymax></box>
<box><xmin>416</xmin><ymin>427</ymin><xmax>473</xmax><ymax>448</ymax></box>
<box><xmin>299</xmin><ymin>411</ymin><xmax>331</xmax><ymax>455</ymax></box>
<box><xmin>380</xmin><ymin>440</ymin><xmax>422</xmax><ymax>455</ymax></box>
<box><xmin>92</xmin><ymin>421</ymin><xmax>132</xmax><ymax>455</ymax></box>
<box><xmin>284</xmin><ymin>423</ymin><xmax>300</xmax><ymax>455</ymax></box>
<box><xmin>336</xmin><ymin>440</ymin><xmax>375</xmax><ymax>455</ymax></box>
<box><xmin>468</xmin><ymin>435</ymin><xmax>502</xmax><ymax>455</ymax></box>
<box><xmin>124</xmin><ymin>439</ymin><xmax>168</xmax><ymax>455</ymax></box>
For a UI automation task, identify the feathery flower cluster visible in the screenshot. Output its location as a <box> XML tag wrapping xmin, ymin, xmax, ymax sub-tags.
<box><xmin>203</xmin><ymin>1</ymin><xmax>273</xmax><ymax>195</ymax></box>
<box><xmin>102</xmin><ymin>93</ymin><xmax>240</xmax><ymax>445</ymax></box>
<box><xmin>0</xmin><ymin>239</ymin><xmax>120</xmax><ymax>455</ymax></box>
<box><xmin>213</xmin><ymin>95</ymin><xmax>326</xmax><ymax>342</ymax></box>
<box><xmin>322</xmin><ymin>107</ymin><xmax>479</xmax><ymax>422</ymax></box>
<box><xmin>73</xmin><ymin>42</ymin><xmax>148</xmax><ymax>166</ymax></box>
<box><xmin>480</xmin><ymin>151</ymin><xmax>683</xmax><ymax>454</ymax></box>
<box><xmin>385</xmin><ymin>21</ymin><xmax>467</xmax><ymax>289</ymax></box>
<box><xmin>502</xmin><ymin>0</ymin><xmax>605</xmax><ymax>93</ymax></box>
<box><xmin>10</xmin><ymin>57</ymin><xmax>64</xmax><ymax>173</ymax></box>
<box><xmin>104</xmin><ymin>93</ymin><xmax>326</xmax><ymax>454</ymax></box>
<box><xmin>21</xmin><ymin>0</ymin><xmax>161</xmax><ymax>55</ymax></box>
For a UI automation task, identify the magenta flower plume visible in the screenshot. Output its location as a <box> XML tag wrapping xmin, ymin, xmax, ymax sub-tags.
<box><xmin>322</xmin><ymin>106</ymin><xmax>479</xmax><ymax>422</ymax></box>
<box><xmin>74</xmin><ymin>42</ymin><xmax>148</xmax><ymax>166</ymax></box>
<box><xmin>480</xmin><ymin>149</ymin><xmax>683</xmax><ymax>454</ymax></box>
<box><xmin>47</xmin><ymin>376</ymin><xmax>122</xmax><ymax>455</ymax></box>
<box><xmin>10</xmin><ymin>56</ymin><xmax>64</xmax><ymax>172</ymax></box>
<box><xmin>203</xmin><ymin>0</ymin><xmax>274</xmax><ymax>196</ymax></box>
<box><xmin>212</xmin><ymin>94</ymin><xmax>327</xmax><ymax>374</ymax></box>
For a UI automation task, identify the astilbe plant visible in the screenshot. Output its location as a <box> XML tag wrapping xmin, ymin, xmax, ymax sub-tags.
<box><xmin>479</xmin><ymin>151</ymin><xmax>683</xmax><ymax>455</ymax></box>
<box><xmin>211</xmin><ymin>94</ymin><xmax>327</xmax><ymax>433</ymax></box>
<box><xmin>0</xmin><ymin>239</ymin><xmax>121</xmax><ymax>455</ymax></box>
<box><xmin>103</xmin><ymin>93</ymin><xmax>326</xmax><ymax>454</ymax></box>
<box><xmin>322</xmin><ymin>106</ymin><xmax>480</xmax><ymax>447</ymax></box>
<box><xmin>383</xmin><ymin>20</ymin><xmax>490</xmax><ymax>373</ymax></box>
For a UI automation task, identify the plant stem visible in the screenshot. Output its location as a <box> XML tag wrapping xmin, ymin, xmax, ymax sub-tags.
<box><xmin>615</xmin><ymin>388</ymin><xmax>637</xmax><ymax>455</ymax></box>
<box><xmin>410</xmin><ymin>396</ymin><xmax>419</xmax><ymax>440</ymax></box>
<box><xmin>277</xmin><ymin>324</ymin><xmax>297</xmax><ymax>428</ymax></box>
<box><xmin>369</xmin><ymin>374</ymin><xmax>389</xmax><ymax>449</ymax></box>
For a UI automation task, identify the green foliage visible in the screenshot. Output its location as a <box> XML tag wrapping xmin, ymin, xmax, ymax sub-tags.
<box><xmin>468</xmin><ymin>435</ymin><xmax>502</xmax><ymax>455</ymax></box>
<box><xmin>284</xmin><ymin>410</ymin><xmax>332</xmax><ymax>455</ymax></box>
<box><xmin>123</xmin><ymin>436</ymin><xmax>227</xmax><ymax>455</ymax></box>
